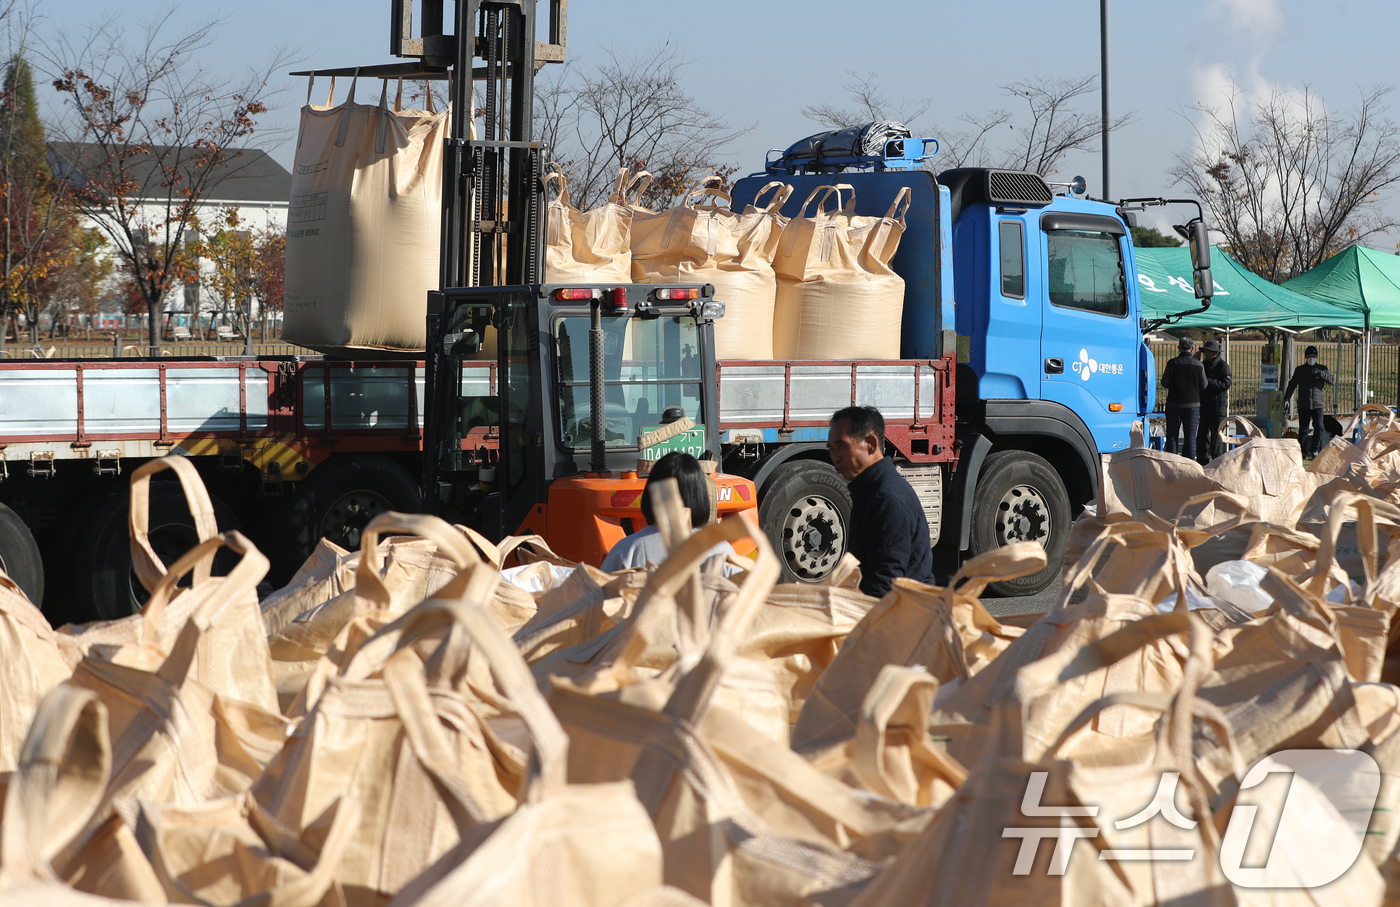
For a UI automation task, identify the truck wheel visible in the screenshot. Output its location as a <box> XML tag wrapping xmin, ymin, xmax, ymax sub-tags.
<box><xmin>270</xmin><ymin>455</ymin><xmax>422</xmax><ymax>587</ymax></box>
<box><xmin>968</xmin><ymin>450</ymin><xmax>1069</xmax><ymax>596</ymax></box>
<box><xmin>0</xmin><ymin>502</ymin><xmax>44</xmax><ymax>607</ymax></box>
<box><xmin>68</xmin><ymin>485</ymin><xmax>243</xmax><ymax>623</ymax></box>
<box><xmin>760</xmin><ymin>461</ymin><xmax>852</xmax><ymax>584</ymax></box>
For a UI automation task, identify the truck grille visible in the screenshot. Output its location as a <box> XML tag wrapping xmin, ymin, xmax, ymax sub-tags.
<box><xmin>987</xmin><ymin>170</ymin><xmax>1054</xmax><ymax>206</ymax></box>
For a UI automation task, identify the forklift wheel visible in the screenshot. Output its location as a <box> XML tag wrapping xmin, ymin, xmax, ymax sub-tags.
<box><xmin>967</xmin><ymin>450</ymin><xmax>1069</xmax><ymax>596</ymax></box>
<box><xmin>0</xmin><ymin>502</ymin><xmax>44</xmax><ymax>608</ymax></box>
<box><xmin>268</xmin><ymin>455</ymin><xmax>422</xmax><ymax>587</ymax></box>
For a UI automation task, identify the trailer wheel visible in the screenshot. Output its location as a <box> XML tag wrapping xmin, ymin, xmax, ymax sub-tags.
<box><xmin>759</xmin><ymin>461</ymin><xmax>852</xmax><ymax>584</ymax></box>
<box><xmin>269</xmin><ymin>455</ymin><xmax>422</xmax><ymax>587</ymax></box>
<box><xmin>68</xmin><ymin>484</ymin><xmax>243</xmax><ymax>623</ymax></box>
<box><xmin>0</xmin><ymin>502</ymin><xmax>44</xmax><ymax>607</ymax></box>
<box><xmin>968</xmin><ymin>450</ymin><xmax>1069</xmax><ymax>596</ymax></box>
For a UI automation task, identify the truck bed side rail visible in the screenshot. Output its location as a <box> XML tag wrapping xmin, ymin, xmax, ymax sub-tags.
<box><xmin>716</xmin><ymin>357</ymin><xmax>955</xmax><ymax>463</ymax></box>
<box><xmin>0</xmin><ymin>358</ymin><xmax>500</xmax><ymax>467</ymax></box>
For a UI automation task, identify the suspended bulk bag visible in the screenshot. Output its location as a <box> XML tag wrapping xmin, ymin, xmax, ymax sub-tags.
<box><xmin>772</xmin><ymin>186</ymin><xmax>910</xmax><ymax>360</ymax></box>
<box><xmin>283</xmin><ymin>75</ymin><xmax>449</xmax><ymax>356</ymax></box>
<box><xmin>544</xmin><ymin>168</ymin><xmax>633</xmax><ymax>283</ymax></box>
<box><xmin>630</xmin><ymin>177</ymin><xmax>792</xmax><ymax>360</ymax></box>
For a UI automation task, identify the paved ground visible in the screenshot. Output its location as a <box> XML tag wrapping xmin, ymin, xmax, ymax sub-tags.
<box><xmin>981</xmin><ymin>575</ymin><xmax>1062</xmax><ymax>618</ymax></box>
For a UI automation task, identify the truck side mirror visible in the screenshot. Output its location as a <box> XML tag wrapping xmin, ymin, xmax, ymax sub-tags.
<box><xmin>1174</xmin><ymin>219</ymin><xmax>1212</xmax><ymax>300</ymax></box>
<box><xmin>1187</xmin><ymin>220</ymin><xmax>1211</xmax><ymax>271</ymax></box>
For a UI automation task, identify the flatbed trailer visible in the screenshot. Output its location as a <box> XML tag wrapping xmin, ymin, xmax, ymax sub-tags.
<box><xmin>0</xmin><ymin>355</ymin><xmax>433</xmax><ymax>620</ymax></box>
<box><xmin>0</xmin><ymin>348</ymin><xmax>955</xmax><ymax>613</ymax></box>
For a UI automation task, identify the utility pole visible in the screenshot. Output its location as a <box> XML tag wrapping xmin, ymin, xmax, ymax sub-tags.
<box><xmin>1100</xmin><ymin>0</ymin><xmax>1111</xmax><ymax>201</ymax></box>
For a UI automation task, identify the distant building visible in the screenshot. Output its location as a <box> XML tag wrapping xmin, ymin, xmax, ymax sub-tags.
<box><xmin>47</xmin><ymin>143</ymin><xmax>291</xmax><ymax>231</ymax></box>
<box><xmin>47</xmin><ymin>143</ymin><xmax>291</xmax><ymax>327</ymax></box>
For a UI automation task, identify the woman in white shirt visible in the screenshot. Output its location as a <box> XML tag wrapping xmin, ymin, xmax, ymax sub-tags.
<box><xmin>601</xmin><ymin>451</ymin><xmax>736</xmax><ymax>572</ymax></box>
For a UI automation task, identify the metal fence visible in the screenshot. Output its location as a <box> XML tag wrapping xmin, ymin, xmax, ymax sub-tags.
<box><xmin>1149</xmin><ymin>340</ymin><xmax>1397</xmax><ymax>416</ymax></box>
<box><xmin>0</xmin><ymin>342</ymin><xmax>317</xmax><ymax>360</ymax></box>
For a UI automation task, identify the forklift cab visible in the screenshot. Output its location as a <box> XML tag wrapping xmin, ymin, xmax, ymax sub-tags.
<box><xmin>424</xmin><ymin>283</ymin><xmax>756</xmax><ymax>565</ymax></box>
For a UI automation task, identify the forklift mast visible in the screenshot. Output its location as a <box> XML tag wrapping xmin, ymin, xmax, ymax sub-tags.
<box><xmin>393</xmin><ymin>1</ymin><xmax>757</xmax><ymax>562</ymax></box>
<box><xmin>389</xmin><ymin>0</ymin><xmax>564</xmax><ymax>289</ymax></box>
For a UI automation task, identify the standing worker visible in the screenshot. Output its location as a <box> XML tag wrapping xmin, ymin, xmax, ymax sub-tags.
<box><xmin>1196</xmin><ymin>340</ymin><xmax>1232</xmax><ymax>463</ymax></box>
<box><xmin>1161</xmin><ymin>337</ymin><xmax>1207</xmax><ymax>460</ymax></box>
<box><xmin>1284</xmin><ymin>345</ymin><xmax>1335</xmax><ymax>457</ymax></box>
<box><xmin>826</xmin><ymin>405</ymin><xmax>935</xmax><ymax>598</ymax></box>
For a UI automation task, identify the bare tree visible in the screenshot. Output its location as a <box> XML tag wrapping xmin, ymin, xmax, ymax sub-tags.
<box><xmin>42</xmin><ymin>11</ymin><xmax>290</xmax><ymax>354</ymax></box>
<box><xmin>800</xmin><ymin>71</ymin><xmax>931</xmax><ymax>130</ymax></box>
<box><xmin>940</xmin><ymin>75</ymin><xmax>1133</xmax><ymax>175</ymax></box>
<box><xmin>803</xmin><ymin>71</ymin><xmax>1129</xmax><ymax>178</ymax></box>
<box><xmin>535</xmin><ymin>43</ymin><xmax>746</xmax><ymax>211</ymax></box>
<box><xmin>1169</xmin><ymin>80</ymin><xmax>1400</xmax><ymax>283</ymax></box>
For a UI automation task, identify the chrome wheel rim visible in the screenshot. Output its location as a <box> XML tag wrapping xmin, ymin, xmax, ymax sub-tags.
<box><xmin>995</xmin><ymin>483</ymin><xmax>1051</xmax><ymax>547</ymax></box>
<box><xmin>780</xmin><ymin>494</ymin><xmax>844</xmax><ymax>581</ymax></box>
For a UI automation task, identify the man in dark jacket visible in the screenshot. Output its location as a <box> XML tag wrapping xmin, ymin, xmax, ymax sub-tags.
<box><xmin>1284</xmin><ymin>345</ymin><xmax>1336</xmax><ymax>457</ymax></box>
<box><xmin>827</xmin><ymin>405</ymin><xmax>935</xmax><ymax>598</ymax></box>
<box><xmin>1161</xmin><ymin>337</ymin><xmax>1207</xmax><ymax>460</ymax></box>
<box><xmin>1196</xmin><ymin>339</ymin><xmax>1232</xmax><ymax>464</ymax></box>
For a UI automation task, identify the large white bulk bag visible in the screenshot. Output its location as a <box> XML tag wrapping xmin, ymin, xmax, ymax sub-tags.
<box><xmin>629</xmin><ymin>177</ymin><xmax>792</xmax><ymax>360</ymax></box>
<box><xmin>544</xmin><ymin>168</ymin><xmax>633</xmax><ymax>283</ymax></box>
<box><xmin>283</xmin><ymin>75</ymin><xmax>449</xmax><ymax>356</ymax></box>
<box><xmin>772</xmin><ymin>186</ymin><xmax>910</xmax><ymax>360</ymax></box>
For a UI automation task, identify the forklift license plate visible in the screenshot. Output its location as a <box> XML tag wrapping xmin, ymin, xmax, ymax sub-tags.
<box><xmin>638</xmin><ymin>426</ymin><xmax>707</xmax><ymax>463</ymax></box>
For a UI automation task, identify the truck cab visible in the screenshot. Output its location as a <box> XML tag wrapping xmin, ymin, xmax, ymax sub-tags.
<box><xmin>726</xmin><ymin>164</ymin><xmax>1190</xmax><ymax>594</ymax></box>
<box><xmin>940</xmin><ymin>168</ymin><xmax>1152</xmax><ymax>450</ymax></box>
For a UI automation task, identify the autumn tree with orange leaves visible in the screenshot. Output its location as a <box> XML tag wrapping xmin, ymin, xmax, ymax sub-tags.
<box><xmin>45</xmin><ymin>12</ymin><xmax>289</xmax><ymax>354</ymax></box>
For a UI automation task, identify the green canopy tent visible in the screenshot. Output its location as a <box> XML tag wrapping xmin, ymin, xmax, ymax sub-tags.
<box><xmin>1134</xmin><ymin>245</ymin><xmax>1364</xmax><ymax>329</ymax></box>
<box><xmin>1283</xmin><ymin>244</ymin><xmax>1400</xmax><ymax>328</ymax></box>
<box><xmin>1136</xmin><ymin>244</ymin><xmax>1370</xmax><ymax>416</ymax></box>
<box><xmin>1283</xmin><ymin>245</ymin><xmax>1400</xmax><ymax>410</ymax></box>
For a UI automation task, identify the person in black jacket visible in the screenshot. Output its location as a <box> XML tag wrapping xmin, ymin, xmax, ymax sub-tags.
<box><xmin>1161</xmin><ymin>337</ymin><xmax>1208</xmax><ymax>460</ymax></box>
<box><xmin>1196</xmin><ymin>340</ymin><xmax>1232</xmax><ymax>464</ymax></box>
<box><xmin>827</xmin><ymin>405</ymin><xmax>935</xmax><ymax>598</ymax></box>
<box><xmin>1284</xmin><ymin>345</ymin><xmax>1336</xmax><ymax>457</ymax></box>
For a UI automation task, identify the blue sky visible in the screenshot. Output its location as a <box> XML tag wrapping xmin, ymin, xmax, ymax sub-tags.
<box><xmin>36</xmin><ymin>0</ymin><xmax>1400</xmax><ymax>246</ymax></box>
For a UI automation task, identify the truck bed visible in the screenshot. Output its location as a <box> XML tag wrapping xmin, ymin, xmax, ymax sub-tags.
<box><xmin>0</xmin><ymin>357</ymin><xmax>444</xmax><ymax>472</ymax></box>
<box><xmin>716</xmin><ymin>357</ymin><xmax>955</xmax><ymax>463</ymax></box>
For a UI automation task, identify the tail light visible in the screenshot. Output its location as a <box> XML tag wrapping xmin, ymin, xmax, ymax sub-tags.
<box><xmin>552</xmin><ymin>288</ymin><xmax>601</xmax><ymax>301</ymax></box>
<box><xmin>652</xmin><ymin>287</ymin><xmax>701</xmax><ymax>301</ymax></box>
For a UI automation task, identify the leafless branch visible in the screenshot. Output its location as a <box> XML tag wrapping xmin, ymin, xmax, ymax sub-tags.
<box><xmin>1169</xmin><ymin>79</ymin><xmax>1400</xmax><ymax>282</ymax></box>
<box><xmin>535</xmin><ymin>43</ymin><xmax>749</xmax><ymax>211</ymax></box>
<box><xmin>800</xmin><ymin>71</ymin><xmax>931</xmax><ymax>130</ymax></box>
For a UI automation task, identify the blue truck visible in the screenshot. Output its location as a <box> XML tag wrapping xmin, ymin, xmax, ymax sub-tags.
<box><xmin>714</xmin><ymin>151</ymin><xmax>1213</xmax><ymax>594</ymax></box>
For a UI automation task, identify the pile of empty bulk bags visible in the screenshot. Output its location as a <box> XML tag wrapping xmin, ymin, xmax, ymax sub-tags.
<box><xmin>544</xmin><ymin>167</ymin><xmax>910</xmax><ymax>361</ymax></box>
<box><xmin>9</xmin><ymin>411</ymin><xmax>1400</xmax><ymax>904</ymax></box>
<box><xmin>283</xmin><ymin>75</ymin><xmax>451</xmax><ymax>357</ymax></box>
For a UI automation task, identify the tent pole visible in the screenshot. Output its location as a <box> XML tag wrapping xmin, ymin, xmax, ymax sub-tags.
<box><xmin>1362</xmin><ymin>315</ymin><xmax>1371</xmax><ymax>414</ymax></box>
<box><xmin>1224</xmin><ymin>329</ymin><xmax>1231</xmax><ymax>419</ymax></box>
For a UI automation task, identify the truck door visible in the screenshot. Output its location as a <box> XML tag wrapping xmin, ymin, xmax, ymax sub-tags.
<box><xmin>1036</xmin><ymin>212</ymin><xmax>1139</xmax><ymax>452</ymax></box>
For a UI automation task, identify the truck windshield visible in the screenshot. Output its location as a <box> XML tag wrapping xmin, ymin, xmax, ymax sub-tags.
<box><xmin>554</xmin><ymin>315</ymin><xmax>702</xmax><ymax>450</ymax></box>
<box><xmin>1046</xmin><ymin>230</ymin><xmax>1128</xmax><ymax>317</ymax></box>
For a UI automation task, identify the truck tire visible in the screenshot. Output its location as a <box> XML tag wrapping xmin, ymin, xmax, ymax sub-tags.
<box><xmin>968</xmin><ymin>450</ymin><xmax>1069</xmax><ymax>596</ymax></box>
<box><xmin>67</xmin><ymin>484</ymin><xmax>243</xmax><ymax>623</ymax></box>
<box><xmin>269</xmin><ymin>455</ymin><xmax>423</xmax><ymax>587</ymax></box>
<box><xmin>0</xmin><ymin>502</ymin><xmax>44</xmax><ymax>607</ymax></box>
<box><xmin>760</xmin><ymin>461</ymin><xmax>852</xmax><ymax>584</ymax></box>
